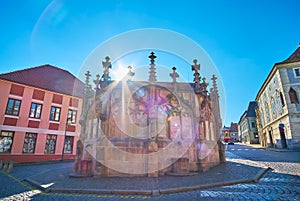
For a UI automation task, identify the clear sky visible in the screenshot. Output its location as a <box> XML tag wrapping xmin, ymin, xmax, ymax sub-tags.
<box><xmin>1</xmin><ymin>0</ymin><xmax>299</xmax><ymax>126</ymax></box>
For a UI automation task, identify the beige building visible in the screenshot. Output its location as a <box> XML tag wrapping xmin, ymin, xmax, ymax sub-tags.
<box><xmin>255</xmin><ymin>45</ymin><xmax>300</xmax><ymax>150</ymax></box>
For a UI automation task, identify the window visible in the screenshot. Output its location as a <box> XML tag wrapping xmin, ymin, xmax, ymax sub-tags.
<box><xmin>5</xmin><ymin>98</ymin><xmax>21</xmax><ymax>116</ymax></box>
<box><xmin>44</xmin><ymin>134</ymin><xmax>57</xmax><ymax>154</ymax></box>
<box><xmin>271</xmin><ymin>98</ymin><xmax>277</xmax><ymax>118</ymax></box>
<box><xmin>265</xmin><ymin>103</ymin><xmax>270</xmax><ymax>122</ymax></box>
<box><xmin>289</xmin><ymin>87</ymin><xmax>299</xmax><ymax>104</ymax></box>
<box><xmin>280</xmin><ymin>92</ymin><xmax>285</xmax><ymax>106</ymax></box>
<box><xmin>63</xmin><ymin>136</ymin><xmax>74</xmax><ymax>154</ymax></box>
<box><xmin>29</xmin><ymin>103</ymin><xmax>42</xmax><ymax>119</ymax></box>
<box><xmin>273</xmin><ymin>77</ymin><xmax>278</xmax><ymax>85</ymax></box>
<box><xmin>294</xmin><ymin>68</ymin><xmax>300</xmax><ymax>77</ymax></box>
<box><xmin>50</xmin><ymin>106</ymin><xmax>61</xmax><ymax>121</ymax></box>
<box><xmin>251</xmin><ymin>122</ymin><xmax>256</xmax><ymax>128</ymax></box>
<box><xmin>0</xmin><ymin>131</ymin><xmax>14</xmax><ymax>153</ymax></box>
<box><xmin>263</xmin><ymin>93</ymin><xmax>267</xmax><ymax>102</ymax></box>
<box><xmin>68</xmin><ymin>109</ymin><xmax>77</xmax><ymax>124</ymax></box>
<box><xmin>254</xmin><ymin>132</ymin><xmax>259</xmax><ymax>139</ymax></box>
<box><xmin>260</xmin><ymin>111</ymin><xmax>265</xmax><ymax>127</ymax></box>
<box><xmin>276</xmin><ymin>96</ymin><xmax>283</xmax><ymax>111</ymax></box>
<box><xmin>23</xmin><ymin>133</ymin><xmax>37</xmax><ymax>153</ymax></box>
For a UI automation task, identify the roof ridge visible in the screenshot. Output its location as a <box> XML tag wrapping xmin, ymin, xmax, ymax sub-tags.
<box><xmin>278</xmin><ymin>44</ymin><xmax>300</xmax><ymax>64</ymax></box>
<box><xmin>0</xmin><ymin>64</ymin><xmax>63</xmax><ymax>76</ymax></box>
<box><xmin>0</xmin><ymin>64</ymin><xmax>84</xmax><ymax>98</ymax></box>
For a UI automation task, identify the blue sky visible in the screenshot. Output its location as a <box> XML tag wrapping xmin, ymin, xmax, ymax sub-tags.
<box><xmin>1</xmin><ymin>0</ymin><xmax>299</xmax><ymax>126</ymax></box>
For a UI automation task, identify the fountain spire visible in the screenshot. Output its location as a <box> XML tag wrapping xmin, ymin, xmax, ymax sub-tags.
<box><xmin>148</xmin><ymin>52</ymin><xmax>157</xmax><ymax>82</ymax></box>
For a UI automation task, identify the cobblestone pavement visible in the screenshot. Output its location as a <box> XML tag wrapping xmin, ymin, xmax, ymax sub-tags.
<box><xmin>0</xmin><ymin>143</ymin><xmax>299</xmax><ymax>200</ymax></box>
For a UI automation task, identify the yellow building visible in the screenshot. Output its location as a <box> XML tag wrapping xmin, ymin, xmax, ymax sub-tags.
<box><xmin>256</xmin><ymin>45</ymin><xmax>300</xmax><ymax>150</ymax></box>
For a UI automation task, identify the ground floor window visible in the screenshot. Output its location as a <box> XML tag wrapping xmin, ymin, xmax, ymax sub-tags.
<box><xmin>0</xmin><ymin>131</ymin><xmax>14</xmax><ymax>153</ymax></box>
<box><xmin>64</xmin><ymin>136</ymin><xmax>74</xmax><ymax>154</ymax></box>
<box><xmin>44</xmin><ymin>134</ymin><xmax>57</xmax><ymax>154</ymax></box>
<box><xmin>23</xmin><ymin>133</ymin><xmax>37</xmax><ymax>153</ymax></box>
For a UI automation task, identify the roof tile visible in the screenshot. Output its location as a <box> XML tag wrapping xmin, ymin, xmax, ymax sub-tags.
<box><xmin>0</xmin><ymin>64</ymin><xmax>84</xmax><ymax>98</ymax></box>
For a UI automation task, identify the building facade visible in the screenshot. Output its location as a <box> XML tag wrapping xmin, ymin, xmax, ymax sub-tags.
<box><xmin>229</xmin><ymin>122</ymin><xmax>239</xmax><ymax>142</ymax></box>
<box><xmin>221</xmin><ymin>126</ymin><xmax>230</xmax><ymax>142</ymax></box>
<box><xmin>0</xmin><ymin>65</ymin><xmax>84</xmax><ymax>163</ymax></box>
<box><xmin>256</xmin><ymin>45</ymin><xmax>300</xmax><ymax>149</ymax></box>
<box><xmin>238</xmin><ymin>101</ymin><xmax>259</xmax><ymax>144</ymax></box>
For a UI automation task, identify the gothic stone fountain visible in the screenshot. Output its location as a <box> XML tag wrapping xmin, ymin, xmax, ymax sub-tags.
<box><xmin>74</xmin><ymin>52</ymin><xmax>225</xmax><ymax>177</ymax></box>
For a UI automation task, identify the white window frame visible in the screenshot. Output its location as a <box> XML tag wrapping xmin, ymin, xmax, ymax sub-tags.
<box><xmin>293</xmin><ymin>67</ymin><xmax>300</xmax><ymax>78</ymax></box>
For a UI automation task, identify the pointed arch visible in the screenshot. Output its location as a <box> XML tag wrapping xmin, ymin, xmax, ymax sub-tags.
<box><xmin>279</xmin><ymin>91</ymin><xmax>285</xmax><ymax>106</ymax></box>
<box><xmin>289</xmin><ymin>87</ymin><xmax>299</xmax><ymax>104</ymax></box>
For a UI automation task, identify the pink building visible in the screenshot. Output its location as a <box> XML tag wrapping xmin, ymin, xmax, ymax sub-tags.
<box><xmin>0</xmin><ymin>65</ymin><xmax>84</xmax><ymax>163</ymax></box>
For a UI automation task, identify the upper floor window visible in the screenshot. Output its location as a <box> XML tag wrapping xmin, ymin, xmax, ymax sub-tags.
<box><xmin>263</xmin><ymin>93</ymin><xmax>267</xmax><ymax>102</ymax></box>
<box><xmin>271</xmin><ymin>98</ymin><xmax>277</xmax><ymax>118</ymax></box>
<box><xmin>251</xmin><ymin>122</ymin><xmax>256</xmax><ymax>128</ymax></box>
<box><xmin>293</xmin><ymin>67</ymin><xmax>300</xmax><ymax>78</ymax></box>
<box><xmin>280</xmin><ymin>92</ymin><xmax>285</xmax><ymax>107</ymax></box>
<box><xmin>265</xmin><ymin>103</ymin><xmax>270</xmax><ymax>122</ymax></box>
<box><xmin>50</xmin><ymin>106</ymin><xmax>61</xmax><ymax>121</ymax></box>
<box><xmin>289</xmin><ymin>87</ymin><xmax>299</xmax><ymax>104</ymax></box>
<box><xmin>29</xmin><ymin>103</ymin><xmax>42</xmax><ymax>119</ymax></box>
<box><xmin>68</xmin><ymin>109</ymin><xmax>77</xmax><ymax>124</ymax></box>
<box><xmin>273</xmin><ymin>77</ymin><xmax>278</xmax><ymax>85</ymax></box>
<box><xmin>276</xmin><ymin>95</ymin><xmax>283</xmax><ymax>111</ymax></box>
<box><xmin>5</xmin><ymin>98</ymin><xmax>21</xmax><ymax>116</ymax></box>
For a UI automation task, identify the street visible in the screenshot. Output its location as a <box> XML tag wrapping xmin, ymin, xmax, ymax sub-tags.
<box><xmin>0</xmin><ymin>143</ymin><xmax>299</xmax><ymax>200</ymax></box>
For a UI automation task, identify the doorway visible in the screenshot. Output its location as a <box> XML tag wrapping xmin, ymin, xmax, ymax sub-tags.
<box><xmin>268</xmin><ymin>130</ymin><xmax>274</xmax><ymax>148</ymax></box>
<box><xmin>279</xmin><ymin>124</ymin><xmax>287</xmax><ymax>148</ymax></box>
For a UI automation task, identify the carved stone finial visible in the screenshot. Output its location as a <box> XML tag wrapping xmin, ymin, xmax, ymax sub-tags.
<box><xmin>202</xmin><ymin>77</ymin><xmax>208</xmax><ymax>93</ymax></box>
<box><xmin>101</xmin><ymin>56</ymin><xmax>112</xmax><ymax>82</ymax></box>
<box><xmin>192</xmin><ymin>59</ymin><xmax>201</xmax><ymax>83</ymax></box>
<box><xmin>127</xmin><ymin>66</ymin><xmax>135</xmax><ymax>79</ymax></box>
<box><xmin>102</xmin><ymin>56</ymin><xmax>111</xmax><ymax>68</ymax></box>
<box><xmin>192</xmin><ymin>59</ymin><xmax>200</xmax><ymax>72</ymax></box>
<box><xmin>211</xmin><ymin>74</ymin><xmax>218</xmax><ymax>94</ymax></box>
<box><xmin>94</xmin><ymin>74</ymin><xmax>101</xmax><ymax>89</ymax></box>
<box><xmin>192</xmin><ymin>59</ymin><xmax>202</xmax><ymax>94</ymax></box>
<box><xmin>148</xmin><ymin>52</ymin><xmax>157</xmax><ymax>82</ymax></box>
<box><xmin>148</xmin><ymin>52</ymin><xmax>157</xmax><ymax>64</ymax></box>
<box><xmin>85</xmin><ymin>71</ymin><xmax>91</xmax><ymax>86</ymax></box>
<box><xmin>170</xmin><ymin>66</ymin><xmax>179</xmax><ymax>83</ymax></box>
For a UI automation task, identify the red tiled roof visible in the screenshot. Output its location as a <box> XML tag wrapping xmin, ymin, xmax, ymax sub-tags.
<box><xmin>0</xmin><ymin>64</ymin><xmax>84</xmax><ymax>98</ymax></box>
<box><xmin>229</xmin><ymin>122</ymin><xmax>238</xmax><ymax>132</ymax></box>
<box><xmin>277</xmin><ymin>44</ymin><xmax>300</xmax><ymax>64</ymax></box>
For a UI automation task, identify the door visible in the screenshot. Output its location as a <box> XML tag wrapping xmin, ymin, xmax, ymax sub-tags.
<box><xmin>279</xmin><ymin>124</ymin><xmax>287</xmax><ymax>148</ymax></box>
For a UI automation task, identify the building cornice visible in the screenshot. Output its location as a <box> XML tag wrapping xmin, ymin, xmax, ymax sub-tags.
<box><xmin>0</xmin><ymin>78</ymin><xmax>82</xmax><ymax>100</ymax></box>
<box><xmin>255</xmin><ymin>61</ymin><xmax>300</xmax><ymax>101</ymax></box>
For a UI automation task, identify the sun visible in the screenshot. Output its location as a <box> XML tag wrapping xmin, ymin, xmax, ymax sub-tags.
<box><xmin>111</xmin><ymin>64</ymin><xmax>129</xmax><ymax>81</ymax></box>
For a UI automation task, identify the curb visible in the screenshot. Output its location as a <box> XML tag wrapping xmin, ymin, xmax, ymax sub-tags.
<box><xmin>252</xmin><ymin>167</ymin><xmax>272</xmax><ymax>183</ymax></box>
<box><xmin>159</xmin><ymin>179</ymin><xmax>253</xmax><ymax>194</ymax></box>
<box><xmin>24</xmin><ymin>178</ymin><xmax>47</xmax><ymax>191</ymax></box>
<box><xmin>48</xmin><ymin>188</ymin><xmax>153</xmax><ymax>195</ymax></box>
<box><xmin>15</xmin><ymin>159</ymin><xmax>75</xmax><ymax>167</ymax></box>
<box><xmin>23</xmin><ymin>166</ymin><xmax>271</xmax><ymax>196</ymax></box>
